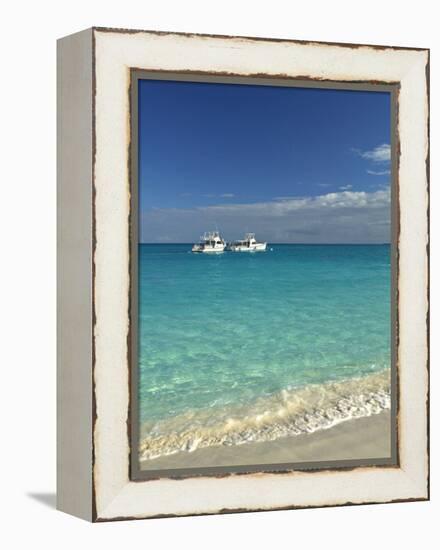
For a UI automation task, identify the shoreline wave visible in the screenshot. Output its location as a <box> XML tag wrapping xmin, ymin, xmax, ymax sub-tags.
<box><xmin>139</xmin><ymin>369</ymin><xmax>391</xmax><ymax>461</ymax></box>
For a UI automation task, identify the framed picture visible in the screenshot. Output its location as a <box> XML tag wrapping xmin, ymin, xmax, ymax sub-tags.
<box><xmin>57</xmin><ymin>27</ymin><xmax>429</xmax><ymax>521</ymax></box>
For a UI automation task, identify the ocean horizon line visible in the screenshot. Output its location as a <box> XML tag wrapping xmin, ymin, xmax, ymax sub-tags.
<box><xmin>139</xmin><ymin>242</ymin><xmax>391</xmax><ymax>246</ymax></box>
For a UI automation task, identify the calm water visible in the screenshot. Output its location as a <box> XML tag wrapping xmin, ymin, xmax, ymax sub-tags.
<box><xmin>138</xmin><ymin>244</ymin><xmax>391</xmax><ymax>459</ymax></box>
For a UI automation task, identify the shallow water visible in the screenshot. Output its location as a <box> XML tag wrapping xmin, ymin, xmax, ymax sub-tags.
<box><xmin>138</xmin><ymin>244</ymin><xmax>391</xmax><ymax>458</ymax></box>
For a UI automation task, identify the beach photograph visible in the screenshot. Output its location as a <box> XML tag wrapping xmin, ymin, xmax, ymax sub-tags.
<box><xmin>136</xmin><ymin>78</ymin><xmax>394</xmax><ymax>472</ymax></box>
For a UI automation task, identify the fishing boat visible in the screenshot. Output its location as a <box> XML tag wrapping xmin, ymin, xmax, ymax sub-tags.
<box><xmin>227</xmin><ymin>233</ymin><xmax>267</xmax><ymax>252</ymax></box>
<box><xmin>192</xmin><ymin>231</ymin><xmax>226</xmax><ymax>253</ymax></box>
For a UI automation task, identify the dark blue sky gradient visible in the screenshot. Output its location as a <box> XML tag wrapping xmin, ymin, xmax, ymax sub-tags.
<box><xmin>138</xmin><ymin>79</ymin><xmax>391</xmax><ymax>243</ymax></box>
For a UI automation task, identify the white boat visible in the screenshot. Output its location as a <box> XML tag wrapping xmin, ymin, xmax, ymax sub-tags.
<box><xmin>227</xmin><ymin>233</ymin><xmax>267</xmax><ymax>252</ymax></box>
<box><xmin>192</xmin><ymin>231</ymin><xmax>226</xmax><ymax>253</ymax></box>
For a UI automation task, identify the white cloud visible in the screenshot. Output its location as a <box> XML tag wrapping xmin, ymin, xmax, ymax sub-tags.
<box><xmin>205</xmin><ymin>189</ymin><xmax>389</xmax><ymax>214</ymax></box>
<box><xmin>355</xmin><ymin>143</ymin><xmax>391</xmax><ymax>163</ymax></box>
<box><xmin>141</xmin><ymin>188</ymin><xmax>391</xmax><ymax>244</ymax></box>
<box><xmin>273</xmin><ymin>195</ymin><xmax>300</xmax><ymax>201</ymax></box>
<box><xmin>220</xmin><ymin>193</ymin><xmax>235</xmax><ymax>198</ymax></box>
<box><xmin>339</xmin><ymin>185</ymin><xmax>352</xmax><ymax>190</ymax></box>
<box><xmin>367</xmin><ymin>169</ymin><xmax>391</xmax><ymax>176</ymax></box>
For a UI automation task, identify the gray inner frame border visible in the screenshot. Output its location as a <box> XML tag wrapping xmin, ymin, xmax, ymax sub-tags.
<box><xmin>129</xmin><ymin>70</ymin><xmax>399</xmax><ymax>481</ymax></box>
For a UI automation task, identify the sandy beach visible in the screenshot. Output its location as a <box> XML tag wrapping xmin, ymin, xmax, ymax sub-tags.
<box><xmin>140</xmin><ymin>410</ymin><xmax>392</xmax><ymax>471</ymax></box>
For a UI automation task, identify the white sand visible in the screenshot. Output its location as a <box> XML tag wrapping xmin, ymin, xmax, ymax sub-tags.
<box><xmin>140</xmin><ymin>410</ymin><xmax>392</xmax><ymax>471</ymax></box>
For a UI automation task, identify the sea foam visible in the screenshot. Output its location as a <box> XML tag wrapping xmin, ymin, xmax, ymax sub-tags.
<box><xmin>139</xmin><ymin>369</ymin><xmax>391</xmax><ymax>460</ymax></box>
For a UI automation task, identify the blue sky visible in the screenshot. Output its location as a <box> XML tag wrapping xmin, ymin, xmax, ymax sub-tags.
<box><xmin>139</xmin><ymin>79</ymin><xmax>391</xmax><ymax>243</ymax></box>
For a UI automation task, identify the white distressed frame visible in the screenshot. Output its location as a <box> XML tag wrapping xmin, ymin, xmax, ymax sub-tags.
<box><xmin>58</xmin><ymin>28</ymin><xmax>429</xmax><ymax>522</ymax></box>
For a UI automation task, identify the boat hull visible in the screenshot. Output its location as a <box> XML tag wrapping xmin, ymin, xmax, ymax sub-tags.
<box><xmin>228</xmin><ymin>243</ymin><xmax>267</xmax><ymax>252</ymax></box>
<box><xmin>192</xmin><ymin>245</ymin><xmax>225</xmax><ymax>253</ymax></box>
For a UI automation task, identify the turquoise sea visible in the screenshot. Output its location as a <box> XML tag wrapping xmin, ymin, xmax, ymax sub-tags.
<box><xmin>138</xmin><ymin>244</ymin><xmax>391</xmax><ymax>460</ymax></box>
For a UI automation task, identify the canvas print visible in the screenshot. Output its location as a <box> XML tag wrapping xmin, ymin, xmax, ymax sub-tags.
<box><xmin>135</xmin><ymin>77</ymin><xmax>395</xmax><ymax>473</ymax></box>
